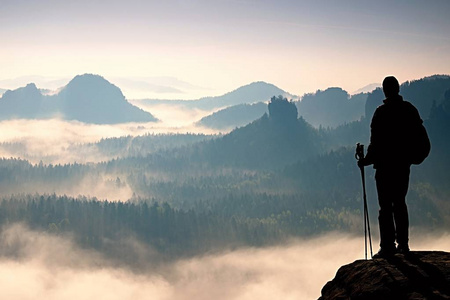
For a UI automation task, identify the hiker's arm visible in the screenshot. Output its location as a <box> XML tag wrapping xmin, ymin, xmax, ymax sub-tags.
<box><xmin>363</xmin><ymin>111</ymin><xmax>380</xmax><ymax>166</ymax></box>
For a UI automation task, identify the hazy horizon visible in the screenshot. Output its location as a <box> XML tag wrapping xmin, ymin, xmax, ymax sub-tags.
<box><xmin>2</xmin><ymin>1</ymin><xmax>450</xmax><ymax>99</ymax></box>
<box><xmin>0</xmin><ymin>73</ymin><xmax>381</xmax><ymax>101</ymax></box>
<box><xmin>1</xmin><ymin>1</ymin><xmax>450</xmax><ymax>299</ymax></box>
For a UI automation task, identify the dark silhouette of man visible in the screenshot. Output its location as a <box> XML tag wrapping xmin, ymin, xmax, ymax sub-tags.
<box><xmin>358</xmin><ymin>76</ymin><xmax>424</xmax><ymax>258</ymax></box>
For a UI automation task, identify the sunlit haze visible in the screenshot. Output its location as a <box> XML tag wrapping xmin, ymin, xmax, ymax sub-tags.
<box><xmin>1</xmin><ymin>2</ymin><xmax>450</xmax><ymax>299</ymax></box>
<box><xmin>1</xmin><ymin>224</ymin><xmax>449</xmax><ymax>300</ymax></box>
<box><xmin>2</xmin><ymin>0</ymin><xmax>449</xmax><ymax>99</ymax></box>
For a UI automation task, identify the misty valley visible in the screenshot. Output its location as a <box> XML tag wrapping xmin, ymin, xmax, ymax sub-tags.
<box><xmin>0</xmin><ymin>74</ymin><xmax>450</xmax><ymax>298</ymax></box>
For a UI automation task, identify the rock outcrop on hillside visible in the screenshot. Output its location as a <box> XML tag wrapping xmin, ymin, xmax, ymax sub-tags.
<box><xmin>319</xmin><ymin>251</ymin><xmax>450</xmax><ymax>300</ymax></box>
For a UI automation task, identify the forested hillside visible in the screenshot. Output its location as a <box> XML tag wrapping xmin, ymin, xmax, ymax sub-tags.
<box><xmin>196</xmin><ymin>102</ymin><xmax>268</xmax><ymax>130</ymax></box>
<box><xmin>297</xmin><ymin>88</ymin><xmax>366</xmax><ymax>128</ymax></box>
<box><xmin>0</xmin><ymin>76</ymin><xmax>449</xmax><ymax>263</ymax></box>
<box><xmin>365</xmin><ymin>75</ymin><xmax>450</xmax><ymax>120</ymax></box>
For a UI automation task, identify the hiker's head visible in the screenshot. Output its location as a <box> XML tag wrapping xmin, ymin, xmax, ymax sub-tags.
<box><xmin>382</xmin><ymin>76</ymin><xmax>400</xmax><ymax>98</ymax></box>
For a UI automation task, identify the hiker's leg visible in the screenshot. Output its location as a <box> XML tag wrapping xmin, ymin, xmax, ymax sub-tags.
<box><xmin>393</xmin><ymin>168</ymin><xmax>410</xmax><ymax>247</ymax></box>
<box><xmin>375</xmin><ymin>170</ymin><xmax>396</xmax><ymax>251</ymax></box>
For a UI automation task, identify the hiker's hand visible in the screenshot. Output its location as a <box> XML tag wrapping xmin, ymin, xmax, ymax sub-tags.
<box><xmin>357</xmin><ymin>158</ymin><xmax>366</xmax><ymax>168</ymax></box>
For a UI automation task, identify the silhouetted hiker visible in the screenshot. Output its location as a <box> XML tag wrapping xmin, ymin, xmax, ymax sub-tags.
<box><xmin>358</xmin><ymin>76</ymin><xmax>430</xmax><ymax>258</ymax></box>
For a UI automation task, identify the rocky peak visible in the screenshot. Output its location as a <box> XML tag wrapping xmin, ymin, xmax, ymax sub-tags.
<box><xmin>61</xmin><ymin>74</ymin><xmax>124</xmax><ymax>103</ymax></box>
<box><xmin>319</xmin><ymin>251</ymin><xmax>450</xmax><ymax>299</ymax></box>
<box><xmin>2</xmin><ymin>82</ymin><xmax>40</xmax><ymax>98</ymax></box>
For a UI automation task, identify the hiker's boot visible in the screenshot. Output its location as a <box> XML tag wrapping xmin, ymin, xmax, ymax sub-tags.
<box><xmin>372</xmin><ymin>247</ymin><xmax>396</xmax><ymax>259</ymax></box>
<box><xmin>397</xmin><ymin>244</ymin><xmax>410</xmax><ymax>255</ymax></box>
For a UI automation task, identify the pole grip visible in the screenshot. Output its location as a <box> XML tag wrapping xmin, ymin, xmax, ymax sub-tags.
<box><xmin>355</xmin><ymin>143</ymin><xmax>365</xmax><ymax>160</ymax></box>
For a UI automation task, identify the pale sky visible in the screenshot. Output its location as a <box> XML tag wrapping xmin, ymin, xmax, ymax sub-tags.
<box><xmin>1</xmin><ymin>0</ymin><xmax>449</xmax><ymax>99</ymax></box>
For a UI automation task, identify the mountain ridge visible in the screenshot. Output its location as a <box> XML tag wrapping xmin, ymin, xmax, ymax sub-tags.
<box><xmin>365</xmin><ymin>75</ymin><xmax>450</xmax><ymax>120</ymax></box>
<box><xmin>140</xmin><ymin>81</ymin><xmax>289</xmax><ymax>110</ymax></box>
<box><xmin>297</xmin><ymin>87</ymin><xmax>366</xmax><ymax>128</ymax></box>
<box><xmin>0</xmin><ymin>74</ymin><xmax>158</xmax><ymax>124</ymax></box>
<box><xmin>195</xmin><ymin>102</ymin><xmax>268</xmax><ymax>130</ymax></box>
<box><xmin>2</xmin><ymin>74</ymin><xmax>449</xmax><ymax>128</ymax></box>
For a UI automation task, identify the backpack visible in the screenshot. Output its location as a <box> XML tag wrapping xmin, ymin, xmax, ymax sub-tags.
<box><xmin>409</xmin><ymin>123</ymin><xmax>431</xmax><ymax>165</ymax></box>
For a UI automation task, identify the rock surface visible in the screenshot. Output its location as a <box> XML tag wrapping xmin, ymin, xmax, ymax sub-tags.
<box><xmin>319</xmin><ymin>251</ymin><xmax>450</xmax><ymax>300</ymax></box>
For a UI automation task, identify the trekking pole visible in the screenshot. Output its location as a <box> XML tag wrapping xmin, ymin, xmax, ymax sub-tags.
<box><xmin>355</xmin><ymin>143</ymin><xmax>373</xmax><ymax>259</ymax></box>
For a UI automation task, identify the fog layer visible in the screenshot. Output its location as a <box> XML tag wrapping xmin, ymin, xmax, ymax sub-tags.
<box><xmin>0</xmin><ymin>116</ymin><xmax>219</xmax><ymax>164</ymax></box>
<box><xmin>1</xmin><ymin>224</ymin><xmax>449</xmax><ymax>300</ymax></box>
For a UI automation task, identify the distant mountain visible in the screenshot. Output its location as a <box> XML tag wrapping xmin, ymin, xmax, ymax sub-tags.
<box><xmin>297</xmin><ymin>87</ymin><xmax>366</xmax><ymax>128</ymax></box>
<box><xmin>196</xmin><ymin>102</ymin><xmax>268</xmax><ymax>130</ymax></box>
<box><xmin>0</xmin><ymin>74</ymin><xmax>158</xmax><ymax>124</ymax></box>
<box><xmin>141</xmin><ymin>81</ymin><xmax>288</xmax><ymax>110</ymax></box>
<box><xmin>0</xmin><ymin>83</ymin><xmax>46</xmax><ymax>119</ymax></box>
<box><xmin>0</xmin><ymin>88</ymin><xmax>6</xmax><ymax>96</ymax></box>
<box><xmin>352</xmin><ymin>83</ymin><xmax>380</xmax><ymax>94</ymax></box>
<box><xmin>365</xmin><ymin>75</ymin><xmax>450</xmax><ymax>120</ymax></box>
<box><xmin>0</xmin><ymin>76</ymin><xmax>71</xmax><ymax>90</ymax></box>
<box><xmin>57</xmin><ymin>74</ymin><xmax>157</xmax><ymax>123</ymax></box>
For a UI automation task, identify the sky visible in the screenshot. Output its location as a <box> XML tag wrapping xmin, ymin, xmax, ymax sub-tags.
<box><xmin>1</xmin><ymin>0</ymin><xmax>450</xmax><ymax>99</ymax></box>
